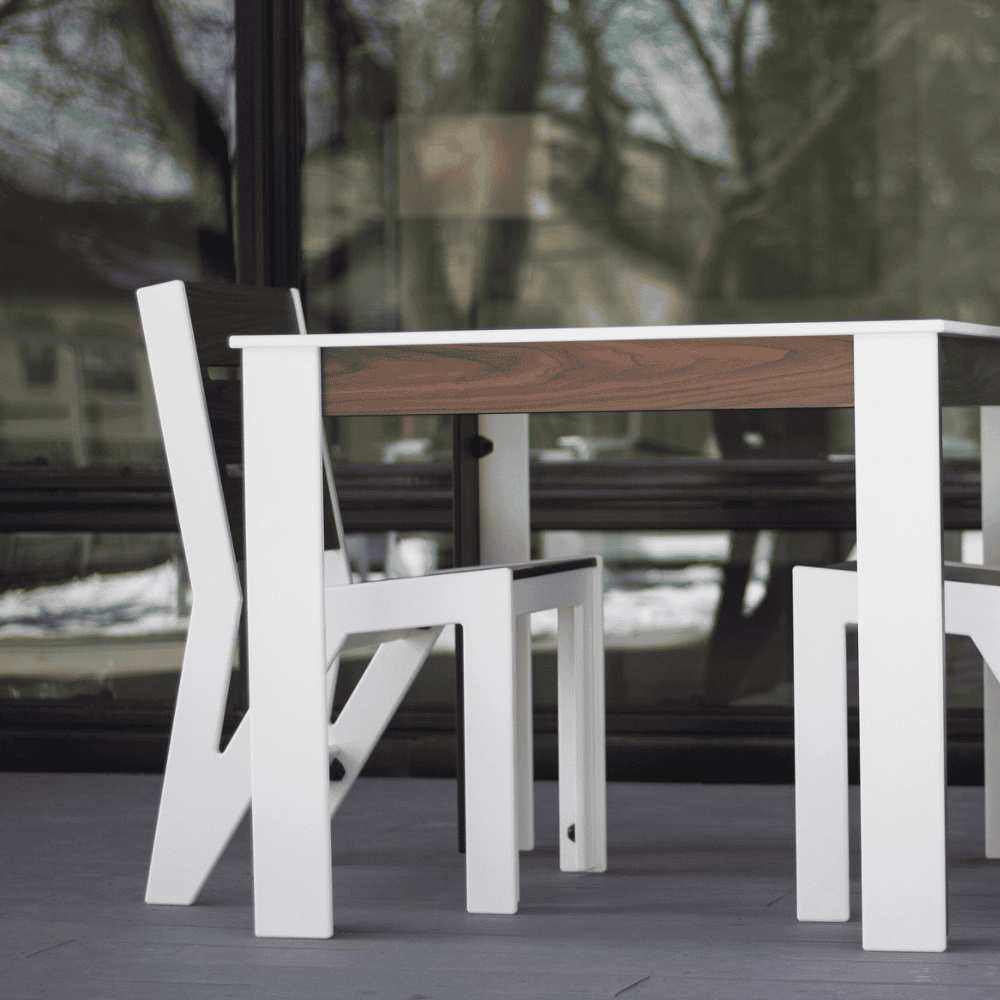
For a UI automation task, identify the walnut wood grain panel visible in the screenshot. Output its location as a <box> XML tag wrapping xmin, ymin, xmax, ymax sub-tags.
<box><xmin>322</xmin><ymin>336</ymin><xmax>854</xmax><ymax>414</ymax></box>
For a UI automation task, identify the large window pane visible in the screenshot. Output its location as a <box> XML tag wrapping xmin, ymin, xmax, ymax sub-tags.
<box><xmin>303</xmin><ymin>1</ymin><xmax>997</xmax><ymax>720</ymax></box>
<box><xmin>0</xmin><ymin>1</ymin><xmax>235</xmax><ymax>713</ymax></box>
<box><xmin>0</xmin><ymin>0</ymin><xmax>235</xmax><ymax>473</ymax></box>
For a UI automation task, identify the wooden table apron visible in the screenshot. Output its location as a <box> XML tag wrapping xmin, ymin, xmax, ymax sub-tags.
<box><xmin>235</xmin><ymin>323</ymin><xmax>1000</xmax><ymax>949</ymax></box>
<box><xmin>320</xmin><ymin>336</ymin><xmax>854</xmax><ymax>414</ymax></box>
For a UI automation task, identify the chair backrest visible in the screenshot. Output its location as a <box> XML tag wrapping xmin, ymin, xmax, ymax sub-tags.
<box><xmin>137</xmin><ymin>280</ymin><xmax>350</xmax><ymax>582</ymax></box>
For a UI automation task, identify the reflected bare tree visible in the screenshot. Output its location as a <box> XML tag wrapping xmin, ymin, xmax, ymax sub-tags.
<box><xmin>0</xmin><ymin>0</ymin><xmax>234</xmax><ymax>284</ymax></box>
<box><xmin>109</xmin><ymin>0</ymin><xmax>234</xmax><ymax>277</ymax></box>
<box><xmin>555</xmin><ymin>0</ymin><xmax>919</xmax><ymax>311</ymax></box>
<box><xmin>546</xmin><ymin>1</ymin><xmax>930</xmax><ymax>703</ymax></box>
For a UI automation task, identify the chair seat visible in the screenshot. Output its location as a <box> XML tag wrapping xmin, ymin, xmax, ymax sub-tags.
<box><xmin>510</xmin><ymin>557</ymin><xmax>600</xmax><ymax>580</ymax></box>
<box><xmin>424</xmin><ymin>556</ymin><xmax>599</xmax><ymax>580</ymax></box>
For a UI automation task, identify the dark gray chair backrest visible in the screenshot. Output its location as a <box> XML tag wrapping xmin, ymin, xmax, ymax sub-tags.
<box><xmin>180</xmin><ymin>282</ymin><xmax>339</xmax><ymax>558</ymax></box>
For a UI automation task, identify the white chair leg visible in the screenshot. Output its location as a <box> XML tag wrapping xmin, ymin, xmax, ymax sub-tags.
<box><xmin>589</xmin><ymin>562</ymin><xmax>607</xmax><ymax>872</ymax></box>
<box><xmin>557</xmin><ymin>603</ymin><xmax>579</xmax><ymax>873</ymax></box>
<box><xmin>946</xmin><ymin>578</ymin><xmax>1000</xmax><ymax>858</ymax></box>
<box><xmin>140</xmin><ymin>280</ymin><xmax>250</xmax><ymax>906</ymax></box>
<box><xmin>462</xmin><ymin>585</ymin><xmax>519</xmax><ymax>914</ymax></box>
<box><xmin>516</xmin><ymin>614</ymin><xmax>535</xmax><ymax>851</ymax></box>
<box><xmin>793</xmin><ymin>565</ymin><xmax>854</xmax><ymax>922</ymax></box>
<box><xmin>981</xmin><ymin>405</ymin><xmax>1000</xmax><ymax>857</ymax></box>
<box><xmin>986</xmin><ymin>666</ymin><xmax>1000</xmax><ymax>858</ymax></box>
<box><xmin>328</xmin><ymin>569</ymin><xmax>520</xmax><ymax>914</ymax></box>
<box><xmin>557</xmin><ymin>562</ymin><xmax>607</xmax><ymax>874</ymax></box>
<box><xmin>797</xmin><ymin>569</ymin><xmax>1000</xmax><ymax>916</ymax></box>
<box><xmin>146</xmin><ymin>712</ymin><xmax>250</xmax><ymax>904</ymax></box>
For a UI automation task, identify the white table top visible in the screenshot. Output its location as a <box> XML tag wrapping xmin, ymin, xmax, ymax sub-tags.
<box><xmin>231</xmin><ymin>318</ymin><xmax>1000</xmax><ymax>351</ymax></box>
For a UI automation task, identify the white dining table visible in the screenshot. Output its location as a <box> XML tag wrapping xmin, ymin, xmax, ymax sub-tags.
<box><xmin>231</xmin><ymin>318</ymin><xmax>1000</xmax><ymax>950</ymax></box>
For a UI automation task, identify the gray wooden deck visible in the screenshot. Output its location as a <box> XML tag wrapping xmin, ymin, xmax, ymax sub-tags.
<box><xmin>2</xmin><ymin>774</ymin><xmax>1000</xmax><ymax>998</ymax></box>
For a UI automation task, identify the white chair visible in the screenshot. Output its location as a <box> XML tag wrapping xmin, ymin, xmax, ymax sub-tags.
<box><xmin>137</xmin><ymin>280</ymin><xmax>606</xmax><ymax>933</ymax></box>
<box><xmin>793</xmin><ymin>559</ymin><xmax>1000</xmax><ymax>922</ymax></box>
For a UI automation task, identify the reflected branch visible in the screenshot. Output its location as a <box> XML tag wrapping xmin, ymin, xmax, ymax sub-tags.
<box><xmin>665</xmin><ymin>0</ymin><xmax>729</xmax><ymax>112</ymax></box>
<box><xmin>0</xmin><ymin>0</ymin><xmax>34</xmax><ymax>29</ymax></box>
<box><xmin>108</xmin><ymin>0</ymin><xmax>233</xmax><ymax>276</ymax></box>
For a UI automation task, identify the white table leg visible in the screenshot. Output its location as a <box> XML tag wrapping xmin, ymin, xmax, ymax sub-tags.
<box><xmin>479</xmin><ymin>414</ymin><xmax>533</xmax><ymax>850</ymax></box>
<box><xmin>981</xmin><ymin>407</ymin><xmax>1000</xmax><ymax>857</ymax></box>
<box><xmin>514</xmin><ymin>615</ymin><xmax>534</xmax><ymax>851</ymax></box>
<box><xmin>462</xmin><ymin>576</ymin><xmax>519</xmax><ymax>914</ymax></box>
<box><xmin>854</xmin><ymin>331</ymin><xmax>947</xmax><ymax>952</ymax></box>
<box><xmin>243</xmin><ymin>345</ymin><xmax>333</xmax><ymax>939</ymax></box>
<box><xmin>479</xmin><ymin>414</ymin><xmax>530</xmax><ymax>566</ymax></box>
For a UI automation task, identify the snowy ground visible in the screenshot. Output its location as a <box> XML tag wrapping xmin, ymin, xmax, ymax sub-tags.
<box><xmin>3</xmin><ymin>532</ymin><xmax>986</xmax><ymax>713</ymax></box>
<box><xmin>0</xmin><ymin>532</ymin><xmax>731</xmax><ymax>677</ymax></box>
<box><xmin>0</xmin><ymin>563</ymin><xmax>720</xmax><ymax>651</ymax></box>
<box><xmin>0</xmin><ymin>560</ymin><xmax>188</xmax><ymax>641</ymax></box>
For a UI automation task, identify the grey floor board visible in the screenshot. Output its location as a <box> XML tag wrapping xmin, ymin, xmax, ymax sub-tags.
<box><xmin>3</xmin><ymin>776</ymin><xmax>1000</xmax><ymax>998</ymax></box>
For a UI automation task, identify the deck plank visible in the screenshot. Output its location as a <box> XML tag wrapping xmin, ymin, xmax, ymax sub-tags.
<box><xmin>2</xmin><ymin>775</ymin><xmax>1000</xmax><ymax>998</ymax></box>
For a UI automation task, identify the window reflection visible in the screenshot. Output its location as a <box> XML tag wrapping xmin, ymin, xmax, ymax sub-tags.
<box><xmin>0</xmin><ymin>533</ymin><xmax>188</xmax><ymax>702</ymax></box>
<box><xmin>0</xmin><ymin>2</ymin><xmax>234</xmax><ymax>710</ymax></box>
<box><xmin>333</xmin><ymin>528</ymin><xmax>728</xmax><ymax>711</ymax></box>
<box><xmin>0</xmin><ymin>0</ymin><xmax>235</xmax><ymax>473</ymax></box>
<box><xmin>303</xmin><ymin>0</ymin><xmax>888</xmax><ymax>332</ymax></box>
<box><xmin>7</xmin><ymin>3</ymin><xmax>993</xmax><ymax>717</ymax></box>
<box><xmin>304</xmin><ymin>1</ymin><xmax>999</xmax><ymax>713</ymax></box>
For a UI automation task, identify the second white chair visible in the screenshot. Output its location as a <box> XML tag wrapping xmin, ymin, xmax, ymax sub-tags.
<box><xmin>793</xmin><ymin>560</ymin><xmax>1000</xmax><ymax>923</ymax></box>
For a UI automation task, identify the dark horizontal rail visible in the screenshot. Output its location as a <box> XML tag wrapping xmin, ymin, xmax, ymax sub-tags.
<box><xmin>0</xmin><ymin>458</ymin><xmax>985</xmax><ymax>533</ymax></box>
<box><xmin>322</xmin><ymin>457</ymin><xmax>984</xmax><ymax>532</ymax></box>
<box><xmin>0</xmin><ymin>704</ymin><xmax>986</xmax><ymax>784</ymax></box>
<box><xmin>0</xmin><ymin>470</ymin><xmax>178</xmax><ymax>532</ymax></box>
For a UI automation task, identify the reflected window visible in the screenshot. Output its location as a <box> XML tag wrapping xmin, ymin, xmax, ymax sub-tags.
<box><xmin>0</xmin><ymin>0</ymin><xmax>235</xmax><ymax>473</ymax></box>
<box><xmin>19</xmin><ymin>344</ymin><xmax>57</xmax><ymax>387</ymax></box>
<box><xmin>0</xmin><ymin>1</ymin><xmax>235</xmax><ymax>713</ymax></box>
<box><xmin>81</xmin><ymin>342</ymin><xmax>139</xmax><ymax>397</ymax></box>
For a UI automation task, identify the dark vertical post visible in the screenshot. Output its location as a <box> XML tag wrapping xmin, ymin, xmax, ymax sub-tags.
<box><xmin>234</xmin><ymin>1</ymin><xmax>305</xmax><ymax>714</ymax></box>
<box><xmin>452</xmin><ymin>414</ymin><xmax>482</xmax><ymax>852</ymax></box>
<box><xmin>235</xmin><ymin>0</ymin><xmax>304</xmax><ymax>290</ymax></box>
<box><xmin>384</xmin><ymin>121</ymin><xmax>398</xmax><ymax>330</ymax></box>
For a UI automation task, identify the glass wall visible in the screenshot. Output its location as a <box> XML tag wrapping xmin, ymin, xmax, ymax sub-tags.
<box><xmin>302</xmin><ymin>0</ymin><xmax>996</xmax><ymax>733</ymax></box>
<box><xmin>4</xmin><ymin>0</ymin><xmax>997</xmax><ymax>771</ymax></box>
<box><xmin>0</xmin><ymin>1</ymin><xmax>234</xmax><ymax>714</ymax></box>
